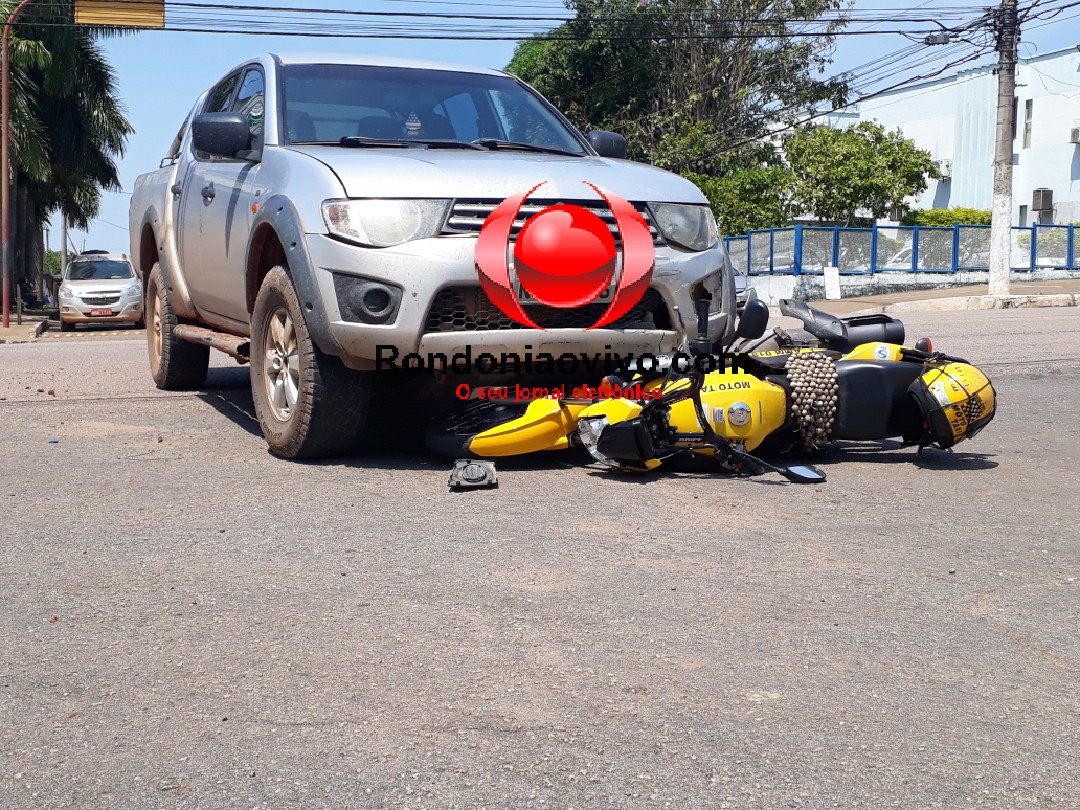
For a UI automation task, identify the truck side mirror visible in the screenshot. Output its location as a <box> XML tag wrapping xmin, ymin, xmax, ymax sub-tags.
<box><xmin>192</xmin><ymin>112</ymin><xmax>252</xmax><ymax>159</ymax></box>
<box><xmin>735</xmin><ymin>298</ymin><xmax>769</xmax><ymax>340</ymax></box>
<box><xmin>588</xmin><ymin>130</ymin><xmax>627</xmax><ymax>159</ymax></box>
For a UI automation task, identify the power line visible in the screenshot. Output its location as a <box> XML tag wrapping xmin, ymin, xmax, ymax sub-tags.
<box><xmin>667</xmin><ymin>46</ymin><xmax>995</xmax><ymax>170</ymax></box>
<box><xmin>7</xmin><ymin>0</ymin><xmax>995</xmax><ymax>41</ymax></box>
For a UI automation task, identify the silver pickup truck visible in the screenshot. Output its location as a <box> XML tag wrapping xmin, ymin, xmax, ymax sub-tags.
<box><xmin>129</xmin><ymin>53</ymin><xmax>737</xmax><ymax>459</ymax></box>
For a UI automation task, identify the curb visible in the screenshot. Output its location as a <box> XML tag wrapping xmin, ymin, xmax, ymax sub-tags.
<box><xmin>0</xmin><ymin>319</ymin><xmax>49</xmax><ymax>344</ymax></box>
<box><xmin>844</xmin><ymin>293</ymin><xmax>1080</xmax><ymax>317</ymax></box>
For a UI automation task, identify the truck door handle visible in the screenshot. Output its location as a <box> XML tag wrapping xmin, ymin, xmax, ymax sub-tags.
<box><xmin>170</xmin><ymin>183</ymin><xmax>182</xmax><ymax>197</ymax></box>
<box><xmin>201</xmin><ymin>184</ymin><xmax>216</xmax><ymax>201</ymax></box>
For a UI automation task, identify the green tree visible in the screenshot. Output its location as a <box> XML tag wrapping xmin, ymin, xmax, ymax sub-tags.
<box><xmin>506</xmin><ymin>0</ymin><xmax>848</xmax><ymax>174</ymax></box>
<box><xmin>784</xmin><ymin>121</ymin><xmax>937</xmax><ymax>225</ymax></box>
<box><xmin>1</xmin><ymin>1</ymin><xmax>132</xmax><ymax>284</ymax></box>
<box><xmin>687</xmin><ymin>165</ymin><xmax>795</xmax><ymax>236</ymax></box>
<box><xmin>44</xmin><ymin>249</ymin><xmax>62</xmax><ymax>278</ymax></box>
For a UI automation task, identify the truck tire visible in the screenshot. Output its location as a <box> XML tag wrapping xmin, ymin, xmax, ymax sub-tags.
<box><xmin>146</xmin><ymin>263</ymin><xmax>209</xmax><ymax>390</ymax></box>
<box><xmin>250</xmin><ymin>265</ymin><xmax>369</xmax><ymax>459</ymax></box>
<box><xmin>59</xmin><ymin>319</ymin><xmax>74</xmax><ymax>333</ymax></box>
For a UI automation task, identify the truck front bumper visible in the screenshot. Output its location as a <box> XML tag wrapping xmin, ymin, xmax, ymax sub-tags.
<box><xmin>305</xmin><ymin>233</ymin><xmax>736</xmax><ymax>372</ymax></box>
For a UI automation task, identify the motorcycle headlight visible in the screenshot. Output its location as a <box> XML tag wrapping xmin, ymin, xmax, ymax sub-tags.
<box><xmin>125</xmin><ymin>283</ymin><xmax>142</xmax><ymax>296</ymax></box>
<box><xmin>578</xmin><ymin>416</ymin><xmax>619</xmax><ymax>468</ymax></box>
<box><xmin>648</xmin><ymin>203</ymin><xmax>718</xmax><ymax>251</ymax></box>
<box><xmin>322</xmin><ymin>199</ymin><xmax>451</xmax><ymax>248</ymax></box>
<box><xmin>59</xmin><ymin>286</ymin><xmax>73</xmax><ymax>299</ymax></box>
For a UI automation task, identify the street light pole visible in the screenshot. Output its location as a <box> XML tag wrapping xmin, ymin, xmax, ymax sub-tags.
<box><xmin>1</xmin><ymin>0</ymin><xmax>36</xmax><ymax>329</ymax></box>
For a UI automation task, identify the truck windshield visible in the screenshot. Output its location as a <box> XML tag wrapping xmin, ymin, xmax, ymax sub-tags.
<box><xmin>280</xmin><ymin>63</ymin><xmax>589</xmax><ymax>156</ymax></box>
<box><xmin>66</xmin><ymin>260</ymin><xmax>134</xmax><ymax>280</ymax></box>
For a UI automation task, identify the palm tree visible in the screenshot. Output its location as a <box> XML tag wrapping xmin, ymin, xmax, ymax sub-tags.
<box><xmin>2</xmin><ymin>0</ymin><xmax>132</xmax><ymax>284</ymax></box>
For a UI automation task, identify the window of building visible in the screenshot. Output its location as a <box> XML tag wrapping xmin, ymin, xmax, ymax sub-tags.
<box><xmin>1022</xmin><ymin>98</ymin><xmax>1033</xmax><ymax>149</ymax></box>
<box><xmin>1019</xmin><ymin>205</ymin><xmax>1028</xmax><ymax>227</ymax></box>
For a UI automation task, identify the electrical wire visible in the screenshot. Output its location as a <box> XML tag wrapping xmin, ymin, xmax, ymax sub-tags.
<box><xmin>5</xmin><ymin>0</ymin><xmax>994</xmax><ymax>42</ymax></box>
<box><xmin>666</xmin><ymin>45</ymin><xmax>995</xmax><ymax>170</ymax></box>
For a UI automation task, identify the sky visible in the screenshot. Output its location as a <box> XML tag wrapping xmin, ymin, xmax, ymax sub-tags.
<box><xmin>52</xmin><ymin>0</ymin><xmax>1080</xmax><ymax>255</ymax></box>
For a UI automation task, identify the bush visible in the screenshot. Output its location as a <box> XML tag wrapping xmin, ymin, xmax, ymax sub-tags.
<box><xmin>901</xmin><ymin>207</ymin><xmax>992</xmax><ymax>227</ymax></box>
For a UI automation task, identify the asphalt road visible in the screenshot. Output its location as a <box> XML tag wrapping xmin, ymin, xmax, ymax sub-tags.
<box><xmin>2</xmin><ymin>309</ymin><xmax>1078</xmax><ymax>809</ymax></box>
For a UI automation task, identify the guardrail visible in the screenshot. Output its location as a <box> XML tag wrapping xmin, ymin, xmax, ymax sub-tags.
<box><xmin>724</xmin><ymin>224</ymin><xmax>1079</xmax><ymax>276</ymax></box>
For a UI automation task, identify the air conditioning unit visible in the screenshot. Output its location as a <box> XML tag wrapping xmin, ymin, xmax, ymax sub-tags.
<box><xmin>1070</xmin><ymin>127</ymin><xmax>1080</xmax><ymax>144</ymax></box>
<box><xmin>1032</xmin><ymin>188</ymin><xmax>1054</xmax><ymax>211</ymax></box>
<box><xmin>935</xmin><ymin>159</ymin><xmax>953</xmax><ymax>178</ymax></box>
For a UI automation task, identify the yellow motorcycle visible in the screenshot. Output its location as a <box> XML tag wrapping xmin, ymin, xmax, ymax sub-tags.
<box><xmin>428</xmin><ymin>298</ymin><xmax>997</xmax><ymax>483</ymax></box>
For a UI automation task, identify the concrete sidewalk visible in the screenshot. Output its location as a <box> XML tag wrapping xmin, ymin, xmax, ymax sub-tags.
<box><xmin>0</xmin><ymin>311</ymin><xmax>51</xmax><ymax>343</ymax></box>
<box><xmin>807</xmin><ymin>278</ymin><xmax>1080</xmax><ymax>317</ymax></box>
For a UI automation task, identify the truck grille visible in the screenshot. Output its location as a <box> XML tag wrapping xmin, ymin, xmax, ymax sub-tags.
<box><xmin>442</xmin><ymin>198</ymin><xmax>665</xmax><ymax>246</ymax></box>
<box><xmin>424</xmin><ymin>287</ymin><xmax>670</xmax><ymax>333</ymax></box>
<box><xmin>80</xmin><ymin>295</ymin><xmax>121</xmax><ymax>305</ymax></box>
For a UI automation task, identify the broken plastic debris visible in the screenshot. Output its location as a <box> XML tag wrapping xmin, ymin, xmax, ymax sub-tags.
<box><xmin>448</xmin><ymin>459</ymin><xmax>498</xmax><ymax>490</ymax></box>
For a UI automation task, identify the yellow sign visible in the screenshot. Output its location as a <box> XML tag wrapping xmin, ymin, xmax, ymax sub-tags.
<box><xmin>74</xmin><ymin>0</ymin><xmax>165</xmax><ymax>29</ymax></box>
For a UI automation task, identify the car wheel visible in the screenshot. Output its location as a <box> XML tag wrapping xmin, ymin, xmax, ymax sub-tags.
<box><xmin>250</xmin><ymin>265</ymin><xmax>370</xmax><ymax>459</ymax></box>
<box><xmin>146</xmin><ymin>263</ymin><xmax>209</xmax><ymax>390</ymax></box>
<box><xmin>59</xmin><ymin>319</ymin><xmax>74</xmax><ymax>333</ymax></box>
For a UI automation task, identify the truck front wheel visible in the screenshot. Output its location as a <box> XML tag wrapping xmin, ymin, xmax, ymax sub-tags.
<box><xmin>250</xmin><ymin>265</ymin><xmax>370</xmax><ymax>459</ymax></box>
<box><xmin>147</xmin><ymin>263</ymin><xmax>209</xmax><ymax>390</ymax></box>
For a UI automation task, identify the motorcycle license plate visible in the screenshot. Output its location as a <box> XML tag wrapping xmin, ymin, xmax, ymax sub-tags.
<box><xmin>90</xmin><ymin>308</ymin><xmax>112</xmax><ymax>316</ymax></box>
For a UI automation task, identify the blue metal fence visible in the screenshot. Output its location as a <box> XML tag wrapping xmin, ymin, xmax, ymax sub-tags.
<box><xmin>724</xmin><ymin>224</ymin><xmax>1080</xmax><ymax>276</ymax></box>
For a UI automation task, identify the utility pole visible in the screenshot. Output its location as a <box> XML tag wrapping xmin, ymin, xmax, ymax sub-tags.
<box><xmin>61</xmin><ymin>214</ymin><xmax>68</xmax><ymax>281</ymax></box>
<box><xmin>989</xmin><ymin>0</ymin><xmax>1019</xmax><ymax>296</ymax></box>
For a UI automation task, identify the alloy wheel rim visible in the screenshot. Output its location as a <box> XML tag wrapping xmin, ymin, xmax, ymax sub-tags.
<box><xmin>150</xmin><ymin>287</ymin><xmax>163</xmax><ymax>367</ymax></box>
<box><xmin>263</xmin><ymin>306</ymin><xmax>299</xmax><ymax>422</ymax></box>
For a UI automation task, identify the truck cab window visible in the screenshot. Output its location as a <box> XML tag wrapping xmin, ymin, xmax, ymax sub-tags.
<box><xmin>231</xmin><ymin>68</ymin><xmax>265</xmax><ymax>149</ymax></box>
<box><xmin>196</xmin><ymin>72</ymin><xmax>242</xmax><ymax>159</ymax></box>
<box><xmin>205</xmin><ymin>72</ymin><xmax>240</xmax><ymax>114</ymax></box>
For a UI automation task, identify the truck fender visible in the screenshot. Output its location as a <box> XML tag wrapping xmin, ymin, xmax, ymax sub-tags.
<box><xmin>246</xmin><ymin>195</ymin><xmax>345</xmax><ymax>357</ymax></box>
<box><xmin>136</xmin><ymin>208</ymin><xmax>199</xmax><ymax>320</ymax></box>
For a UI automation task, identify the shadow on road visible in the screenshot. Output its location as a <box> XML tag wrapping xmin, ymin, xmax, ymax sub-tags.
<box><xmin>811</xmin><ymin>440</ymin><xmax>999</xmax><ymax>472</ymax></box>
<box><xmin>197</xmin><ymin>367</ymin><xmax>262</xmax><ymax>438</ymax></box>
<box><xmin>190</xmin><ymin>375</ymin><xmax>1000</xmax><ymax>477</ymax></box>
<box><xmin>193</xmin><ymin>372</ymin><xmax>587</xmax><ymax>472</ymax></box>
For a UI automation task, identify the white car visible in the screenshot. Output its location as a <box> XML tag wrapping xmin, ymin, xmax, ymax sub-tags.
<box><xmin>58</xmin><ymin>253</ymin><xmax>144</xmax><ymax>332</ymax></box>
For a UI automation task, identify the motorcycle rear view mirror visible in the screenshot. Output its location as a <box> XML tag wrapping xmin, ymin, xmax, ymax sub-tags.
<box><xmin>735</xmin><ymin>298</ymin><xmax>769</xmax><ymax>340</ymax></box>
<box><xmin>779</xmin><ymin>464</ymin><xmax>827</xmax><ymax>484</ymax></box>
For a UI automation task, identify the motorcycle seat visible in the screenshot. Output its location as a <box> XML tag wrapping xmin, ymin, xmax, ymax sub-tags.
<box><xmin>833</xmin><ymin>360</ymin><xmax>924</xmax><ymax>441</ymax></box>
<box><xmin>778</xmin><ymin>299</ymin><xmax>906</xmax><ymax>352</ymax></box>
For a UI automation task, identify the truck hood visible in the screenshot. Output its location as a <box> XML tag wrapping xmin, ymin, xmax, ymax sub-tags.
<box><xmin>285</xmin><ymin>146</ymin><xmax>707</xmax><ymax>204</ymax></box>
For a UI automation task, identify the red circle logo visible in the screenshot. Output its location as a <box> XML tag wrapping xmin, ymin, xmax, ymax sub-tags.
<box><xmin>514</xmin><ymin>204</ymin><xmax>617</xmax><ymax>308</ymax></box>
<box><xmin>474</xmin><ymin>182</ymin><xmax>655</xmax><ymax>330</ymax></box>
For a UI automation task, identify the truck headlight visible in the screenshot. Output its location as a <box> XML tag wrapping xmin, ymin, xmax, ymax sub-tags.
<box><xmin>648</xmin><ymin>203</ymin><xmax>718</xmax><ymax>251</ymax></box>
<box><xmin>577</xmin><ymin>416</ymin><xmax>619</xmax><ymax>468</ymax></box>
<box><xmin>322</xmin><ymin>199</ymin><xmax>451</xmax><ymax>248</ymax></box>
<box><xmin>59</xmin><ymin>286</ymin><xmax>73</xmax><ymax>299</ymax></box>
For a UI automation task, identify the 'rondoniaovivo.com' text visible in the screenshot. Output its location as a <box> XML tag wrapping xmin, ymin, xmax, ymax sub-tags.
<box><xmin>375</xmin><ymin>345</ymin><xmax>749</xmax><ymax>376</ymax></box>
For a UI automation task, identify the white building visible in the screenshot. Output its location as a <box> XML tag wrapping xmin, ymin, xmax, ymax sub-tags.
<box><xmin>851</xmin><ymin>46</ymin><xmax>1080</xmax><ymax>226</ymax></box>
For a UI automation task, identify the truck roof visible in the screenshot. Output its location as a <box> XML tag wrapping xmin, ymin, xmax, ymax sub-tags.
<box><xmin>269</xmin><ymin>52</ymin><xmax>507</xmax><ymax>77</ymax></box>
